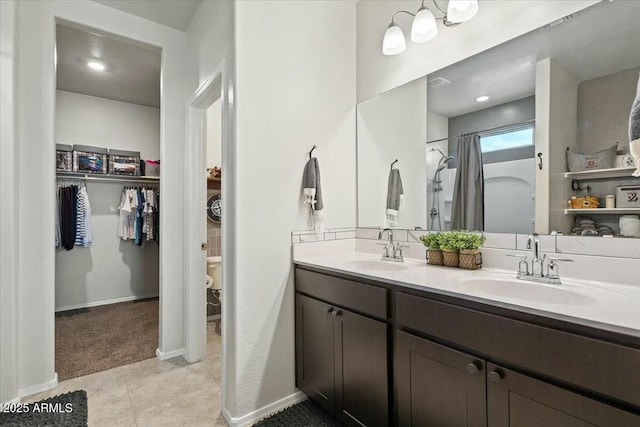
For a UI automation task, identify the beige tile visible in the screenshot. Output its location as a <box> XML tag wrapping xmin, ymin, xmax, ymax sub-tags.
<box><xmin>134</xmin><ymin>384</ymin><xmax>221</xmax><ymax>427</ymax></box>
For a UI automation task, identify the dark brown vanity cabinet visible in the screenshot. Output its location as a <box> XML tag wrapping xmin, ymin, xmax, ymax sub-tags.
<box><xmin>295</xmin><ymin>269</ymin><xmax>389</xmax><ymax>427</ymax></box>
<box><xmin>395</xmin><ymin>291</ymin><xmax>640</xmax><ymax>427</ymax></box>
<box><xmin>395</xmin><ymin>330</ymin><xmax>486</xmax><ymax>427</ymax></box>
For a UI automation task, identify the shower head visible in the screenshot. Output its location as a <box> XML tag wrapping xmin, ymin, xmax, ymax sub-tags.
<box><xmin>436</xmin><ymin>156</ymin><xmax>454</xmax><ymax>172</ymax></box>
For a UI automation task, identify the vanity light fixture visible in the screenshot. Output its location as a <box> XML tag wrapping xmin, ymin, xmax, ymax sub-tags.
<box><xmin>87</xmin><ymin>60</ymin><xmax>106</xmax><ymax>71</ymax></box>
<box><xmin>475</xmin><ymin>95</ymin><xmax>490</xmax><ymax>102</ymax></box>
<box><xmin>383</xmin><ymin>0</ymin><xmax>479</xmax><ymax>56</ymax></box>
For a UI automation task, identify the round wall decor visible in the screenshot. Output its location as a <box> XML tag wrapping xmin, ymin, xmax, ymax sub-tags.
<box><xmin>207</xmin><ymin>193</ymin><xmax>221</xmax><ymax>223</ymax></box>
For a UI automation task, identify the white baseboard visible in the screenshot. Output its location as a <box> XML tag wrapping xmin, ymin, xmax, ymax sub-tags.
<box><xmin>155</xmin><ymin>347</ymin><xmax>185</xmax><ymax>361</ymax></box>
<box><xmin>222</xmin><ymin>391</ymin><xmax>307</xmax><ymax>427</ymax></box>
<box><xmin>17</xmin><ymin>373</ymin><xmax>58</xmax><ymax>400</ymax></box>
<box><xmin>55</xmin><ymin>293</ymin><xmax>159</xmax><ymax>312</ymax></box>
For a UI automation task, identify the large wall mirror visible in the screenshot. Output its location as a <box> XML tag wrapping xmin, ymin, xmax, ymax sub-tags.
<box><xmin>357</xmin><ymin>0</ymin><xmax>640</xmax><ymax>239</ymax></box>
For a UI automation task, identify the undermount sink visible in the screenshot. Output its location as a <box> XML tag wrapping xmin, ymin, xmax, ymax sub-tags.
<box><xmin>454</xmin><ymin>277</ymin><xmax>598</xmax><ymax>306</ymax></box>
<box><xmin>347</xmin><ymin>259</ymin><xmax>409</xmax><ymax>272</ymax></box>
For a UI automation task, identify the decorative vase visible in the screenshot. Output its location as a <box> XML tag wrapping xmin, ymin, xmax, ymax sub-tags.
<box><xmin>427</xmin><ymin>249</ymin><xmax>443</xmax><ymax>265</ymax></box>
<box><xmin>442</xmin><ymin>249</ymin><xmax>459</xmax><ymax>267</ymax></box>
<box><xmin>459</xmin><ymin>249</ymin><xmax>483</xmax><ymax>270</ymax></box>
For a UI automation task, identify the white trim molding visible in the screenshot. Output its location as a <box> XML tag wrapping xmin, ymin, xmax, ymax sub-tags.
<box><xmin>17</xmin><ymin>373</ymin><xmax>58</xmax><ymax>401</ymax></box>
<box><xmin>222</xmin><ymin>391</ymin><xmax>307</xmax><ymax>427</ymax></box>
<box><xmin>155</xmin><ymin>347</ymin><xmax>185</xmax><ymax>361</ymax></box>
<box><xmin>54</xmin><ymin>293</ymin><xmax>159</xmax><ymax>313</ymax></box>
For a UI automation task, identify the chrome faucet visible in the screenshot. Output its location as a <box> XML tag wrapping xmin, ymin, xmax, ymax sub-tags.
<box><xmin>377</xmin><ymin>228</ymin><xmax>406</xmax><ymax>262</ymax></box>
<box><xmin>508</xmin><ymin>233</ymin><xmax>573</xmax><ymax>284</ymax></box>
<box><xmin>527</xmin><ymin>233</ymin><xmax>543</xmax><ymax>277</ymax></box>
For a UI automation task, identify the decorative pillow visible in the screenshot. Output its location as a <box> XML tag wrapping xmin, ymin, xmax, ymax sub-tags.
<box><xmin>566</xmin><ymin>143</ymin><xmax>617</xmax><ymax>172</ymax></box>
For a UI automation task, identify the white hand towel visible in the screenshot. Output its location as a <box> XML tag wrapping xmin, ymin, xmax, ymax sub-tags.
<box><xmin>303</xmin><ymin>157</ymin><xmax>324</xmax><ymax>230</ymax></box>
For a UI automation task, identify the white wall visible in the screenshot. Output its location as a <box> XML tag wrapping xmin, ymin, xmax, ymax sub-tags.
<box><xmin>56</xmin><ymin>90</ymin><xmax>160</xmax><ymax>159</ymax></box>
<box><xmin>55</xmin><ymin>90</ymin><xmax>160</xmax><ymax>311</ymax></box>
<box><xmin>356</xmin><ymin>0</ymin><xmax>598</xmax><ymax>102</ymax></box>
<box><xmin>2</xmin><ymin>0</ymin><xmax>186</xmax><ymax>402</ymax></box>
<box><xmin>0</xmin><ymin>0</ymin><xmax>19</xmax><ymax>405</ymax></box>
<box><xmin>206</xmin><ymin>98</ymin><xmax>222</xmax><ymax>169</ymax></box>
<box><xmin>535</xmin><ymin>58</ymin><xmax>578</xmax><ymax>234</ymax></box>
<box><xmin>232</xmin><ymin>0</ymin><xmax>356</xmax><ymax>422</ymax></box>
<box><xmin>357</xmin><ymin>77</ymin><xmax>426</xmax><ymax>228</ymax></box>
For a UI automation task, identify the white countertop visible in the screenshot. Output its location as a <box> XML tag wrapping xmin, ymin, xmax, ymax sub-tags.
<box><xmin>294</xmin><ymin>251</ymin><xmax>640</xmax><ymax>339</ymax></box>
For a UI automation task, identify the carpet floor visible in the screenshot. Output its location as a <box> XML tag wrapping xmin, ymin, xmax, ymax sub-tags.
<box><xmin>55</xmin><ymin>298</ymin><xmax>158</xmax><ymax>381</ymax></box>
<box><xmin>252</xmin><ymin>399</ymin><xmax>343</xmax><ymax>426</ymax></box>
<box><xmin>0</xmin><ymin>390</ymin><xmax>87</xmax><ymax>426</ymax></box>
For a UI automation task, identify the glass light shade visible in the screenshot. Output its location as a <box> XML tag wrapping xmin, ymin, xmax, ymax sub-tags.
<box><xmin>411</xmin><ymin>8</ymin><xmax>438</xmax><ymax>43</ymax></box>
<box><xmin>382</xmin><ymin>24</ymin><xmax>406</xmax><ymax>55</ymax></box>
<box><xmin>447</xmin><ymin>0</ymin><xmax>479</xmax><ymax>23</ymax></box>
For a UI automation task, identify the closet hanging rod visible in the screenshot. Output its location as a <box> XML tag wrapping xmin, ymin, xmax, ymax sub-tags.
<box><xmin>56</xmin><ymin>172</ymin><xmax>160</xmax><ymax>184</ymax></box>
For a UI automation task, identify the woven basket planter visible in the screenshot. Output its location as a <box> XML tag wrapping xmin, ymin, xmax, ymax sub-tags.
<box><xmin>459</xmin><ymin>249</ymin><xmax>483</xmax><ymax>270</ymax></box>
<box><xmin>442</xmin><ymin>249</ymin><xmax>459</xmax><ymax>267</ymax></box>
<box><xmin>426</xmin><ymin>249</ymin><xmax>443</xmax><ymax>265</ymax></box>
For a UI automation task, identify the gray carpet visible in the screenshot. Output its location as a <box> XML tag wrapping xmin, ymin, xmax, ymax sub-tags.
<box><xmin>55</xmin><ymin>298</ymin><xmax>158</xmax><ymax>380</ymax></box>
<box><xmin>252</xmin><ymin>399</ymin><xmax>343</xmax><ymax>426</ymax></box>
<box><xmin>0</xmin><ymin>390</ymin><xmax>87</xmax><ymax>426</ymax></box>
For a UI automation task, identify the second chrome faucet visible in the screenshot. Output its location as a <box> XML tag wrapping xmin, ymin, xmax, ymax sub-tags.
<box><xmin>378</xmin><ymin>228</ymin><xmax>408</xmax><ymax>262</ymax></box>
<box><xmin>509</xmin><ymin>233</ymin><xmax>573</xmax><ymax>284</ymax></box>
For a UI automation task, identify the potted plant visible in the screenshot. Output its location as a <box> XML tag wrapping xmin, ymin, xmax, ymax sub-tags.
<box><xmin>437</xmin><ymin>231</ymin><xmax>463</xmax><ymax>267</ymax></box>
<box><xmin>419</xmin><ymin>233</ymin><xmax>443</xmax><ymax>265</ymax></box>
<box><xmin>458</xmin><ymin>232</ymin><xmax>487</xmax><ymax>270</ymax></box>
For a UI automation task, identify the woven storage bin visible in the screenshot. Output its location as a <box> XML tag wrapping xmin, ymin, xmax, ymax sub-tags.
<box><xmin>442</xmin><ymin>249</ymin><xmax>459</xmax><ymax>267</ymax></box>
<box><xmin>56</xmin><ymin>144</ymin><xmax>73</xmax><ymax>171</ymax></box>
<box><xmin>459</xmin><ymin>249</ymin><xmax>482</xmax><ymax>270</ymax></box>
<box><xmin>569</xmin><ymin>196</ymin><xmax>600</xmax><ymax>209</ymax></box>
<box><xmin>427</xmin><ymin>249</ymin><xmax>443</xmax><ymax>265</ymax></box>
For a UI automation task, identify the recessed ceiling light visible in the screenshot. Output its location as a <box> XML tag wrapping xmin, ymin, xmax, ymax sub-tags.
<box><xmin>475</xmin><ymin>95</ymin><xmax>490</xmax><ymax>102</ymax></box>
<box><xmin>87</xmin><ymin>60</ymin><xmax>106</xmax><ymax>71</ymax></box>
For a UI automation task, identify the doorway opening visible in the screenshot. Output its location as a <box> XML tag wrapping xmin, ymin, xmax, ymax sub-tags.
<box><xmin>53</xmin><ymin>21</ymin><xmax>161</xmax><ymax>380</ymax></box>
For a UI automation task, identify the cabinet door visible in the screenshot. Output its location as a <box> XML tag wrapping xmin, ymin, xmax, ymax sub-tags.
<box><xmin>296</xmin><ymin>293</ymin><xmax>336</xmax><ymax>413</ymax></box>
<box><xmin>395</xmin><ymin>330</ymin><xmax>486</xmax><ymax>427</ymax></box>
<box><xmin>334</xmin><ymin>307</ymin><xmax>389</xmax><ymax>427</ymax></box>
<box><xmin>487</xmin><ymin>363</ymin><xmax>640</xmax><ymax>427</ymax></box>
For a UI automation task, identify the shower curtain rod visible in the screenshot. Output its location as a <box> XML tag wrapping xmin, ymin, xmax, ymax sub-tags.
<box><xmin>426</xmin><ymin>119</ymin><xmax>535</xmax><ymax>145</ymax></box>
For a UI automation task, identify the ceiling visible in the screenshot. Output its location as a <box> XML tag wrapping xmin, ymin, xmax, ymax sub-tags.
<box><xmin>428</xmin><ymin>0</ymin><xmax>640</xmax><ymax>118</ymax></box>
<box><xmin>56</xmin><ymin>24</ymin><xmax>161</xmax><ymax>108</ymax></box>
<box><xmin>93</xmin><ymin>0</ymin><xmax>201</xmax><ymax>32</ymax></box>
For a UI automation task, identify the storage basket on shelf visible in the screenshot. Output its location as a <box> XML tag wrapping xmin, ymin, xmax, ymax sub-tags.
<box><xmin>569</xmin><ymin>196</ymin><xmax>600</xmax><ymax>209</ymax></box>
<box><xmin>616</xmin><ymin>185</ymin><xmax>640</xmax><ymax>208</ymax></box>
<box><xmin>140</xmin><ymin>159</ymin><xmax>160</xmax><ymax>177</ymax></box>
<box><xmin>566</xmin><ymin>143</ymin><xmax>617</xmax><ymax>172</ymax></box>
<box><xmin>73</xmin><ymin>145</ymin><xmax>108</xmax><ymax>174</ymax></box>
<box><xmin>56</xmin><ymin>144</ymin><xmax>73</xmax><ymax>172</ymax></box>
<box><xmin>109</xmin><ymin>149</ymin><xmax>141</xmax><ymax>176</ymax></box>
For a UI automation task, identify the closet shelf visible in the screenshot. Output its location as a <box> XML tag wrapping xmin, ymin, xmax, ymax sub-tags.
<box><xmin>564</xmin><ymin>208</ymin><xmax>640</xmax><ymax>215</ymax></box>
<box><xmin>564</xmin><ymin>167</ymin><xmax>637</xmax><ymax>180</ymax></box>
<box><xmin>56</xmin><ymin>172</ymin><xmax>160</xmax><ymax>183</ymax></box>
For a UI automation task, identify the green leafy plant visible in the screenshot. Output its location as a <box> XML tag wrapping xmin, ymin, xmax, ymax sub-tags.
<box><xmin>419</xmin><ymin>233</ymin><xmax>441</xmax><ymax>249</ymax></box>
<box><xmin>436</xmin><ymin>231</ymin><xmax>486</xmax><ymax>250</ymax></box>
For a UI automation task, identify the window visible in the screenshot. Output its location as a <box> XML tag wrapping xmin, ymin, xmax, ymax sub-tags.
<box><xmin>480</xmin><ymin>126</ymin><xmax>534</xmax><ymax>153</ymax></box>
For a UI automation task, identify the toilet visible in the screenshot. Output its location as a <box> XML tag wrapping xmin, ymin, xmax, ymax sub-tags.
<box><xmin>206</xmin><ymin>256</ymin><xmax>222</xmax><ymax>292</ymax></box>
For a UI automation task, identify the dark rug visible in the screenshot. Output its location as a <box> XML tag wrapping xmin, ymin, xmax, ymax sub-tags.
<box><xmin>0</xmin><ymin>390</ymin><xmax>87</xmax><ymax>427</ymax></box>
<box><xmin>55</xmin><ymin>298</ymin><xmax>158</xmax><ymax>380</ymax></box>
<box><xmin>253</xmin><ymin>399</ymin><xmax>343</xmax><ymax>426</ymax></box>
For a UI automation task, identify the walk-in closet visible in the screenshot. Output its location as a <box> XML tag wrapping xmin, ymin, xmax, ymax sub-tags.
<box><xmin>54</xmin><ymin>22</ymin><xmax>161</xmax><ymax>380</ymax></box>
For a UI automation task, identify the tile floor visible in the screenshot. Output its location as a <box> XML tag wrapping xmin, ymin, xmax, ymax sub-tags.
<box><xmin>24</xmin><ymin>319</ymin><xmax>226</xmax><ymax>426</ymax></box>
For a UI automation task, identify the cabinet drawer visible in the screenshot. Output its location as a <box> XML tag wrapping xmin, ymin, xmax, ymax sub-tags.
<box><xmin>296</xmin><ymin>268</ymin><xmax>388</xmax><ymax>320</ymax></box>
<box><xmin>396</xmin><ymin>292</ymin><xmax>640</xmax><ymax>409</ymax></box>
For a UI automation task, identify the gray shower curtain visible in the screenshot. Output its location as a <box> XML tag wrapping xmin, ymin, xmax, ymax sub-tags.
<box><xmin>450</xmin><ymin>133</ymin><xmax>484</xmax><ymax>231</ymax></box>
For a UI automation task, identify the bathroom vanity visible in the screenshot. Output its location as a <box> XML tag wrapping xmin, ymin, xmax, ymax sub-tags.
<box><xmin>294</xmin><ymin>255</ymin><xmax>640</xmax><ymax>427</ymax></box>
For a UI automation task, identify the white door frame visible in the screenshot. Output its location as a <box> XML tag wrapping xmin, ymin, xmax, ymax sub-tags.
<box><xmin>184</xmin><ymin>65</ymin><xmax>224</xmax><ymax>363</ymax></box>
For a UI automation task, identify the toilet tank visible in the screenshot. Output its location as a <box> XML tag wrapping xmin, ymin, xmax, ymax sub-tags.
<box><xmin>207</xmin><ymin>256</ymin><xmax>222</xmax><ymax>290</ymax></box>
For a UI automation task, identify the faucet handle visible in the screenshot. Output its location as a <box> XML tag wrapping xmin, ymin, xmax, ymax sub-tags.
<box><xmin>376</xmin><ymin>242</ymin><xmax>390</xmax><ymax>257</ymax></box>
<box><xmin>507</xmin><ymin>254</ymin><xmax>529</xmax><ymax>276</ymax></box>
<box><xmin>546</xmin><ymin>257</ymin><xmax>573</xmax><ymax>280</ymax></box>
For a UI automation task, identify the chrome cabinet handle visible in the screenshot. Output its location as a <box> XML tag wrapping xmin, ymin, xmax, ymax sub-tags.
<box><xmin>331</xmin><ymin>310</ymin><xmax>342</xmax><ymax>318</ymax></box>
<box><xmin>324</xmin><ymin>307</ymin><xmax>333</xmax><ymax>314</ymax></box>
<box><xmin>466</xmin><ymin>361</ymin><xmax>481</xmax><ymax>375</ymax></box>
<box><xmin>488</xmin><ymin>370</ymin><xmax>503</xmax><ymax>383</ymax></box>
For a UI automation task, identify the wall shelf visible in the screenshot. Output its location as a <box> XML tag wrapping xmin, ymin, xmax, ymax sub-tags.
<box><xmin>56</xmin><ymin>171</ymin><xmax>160</xmax><ymax>183</ymax></box>
<box><xmin>564</xmin><ymin>208</ymin><xmax>640</xmax><ymax>215</ymax></box>
<box><xmin>564</xmin><ymin>167</ymin><xmax>637</xmax><ymax>180</ymax></box>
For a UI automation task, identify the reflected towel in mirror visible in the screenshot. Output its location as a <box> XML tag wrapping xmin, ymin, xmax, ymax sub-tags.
<box><xmin>386</xmin><ymin>168</ymin><xmax>404</xmax><ymax>223</ymax></box>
